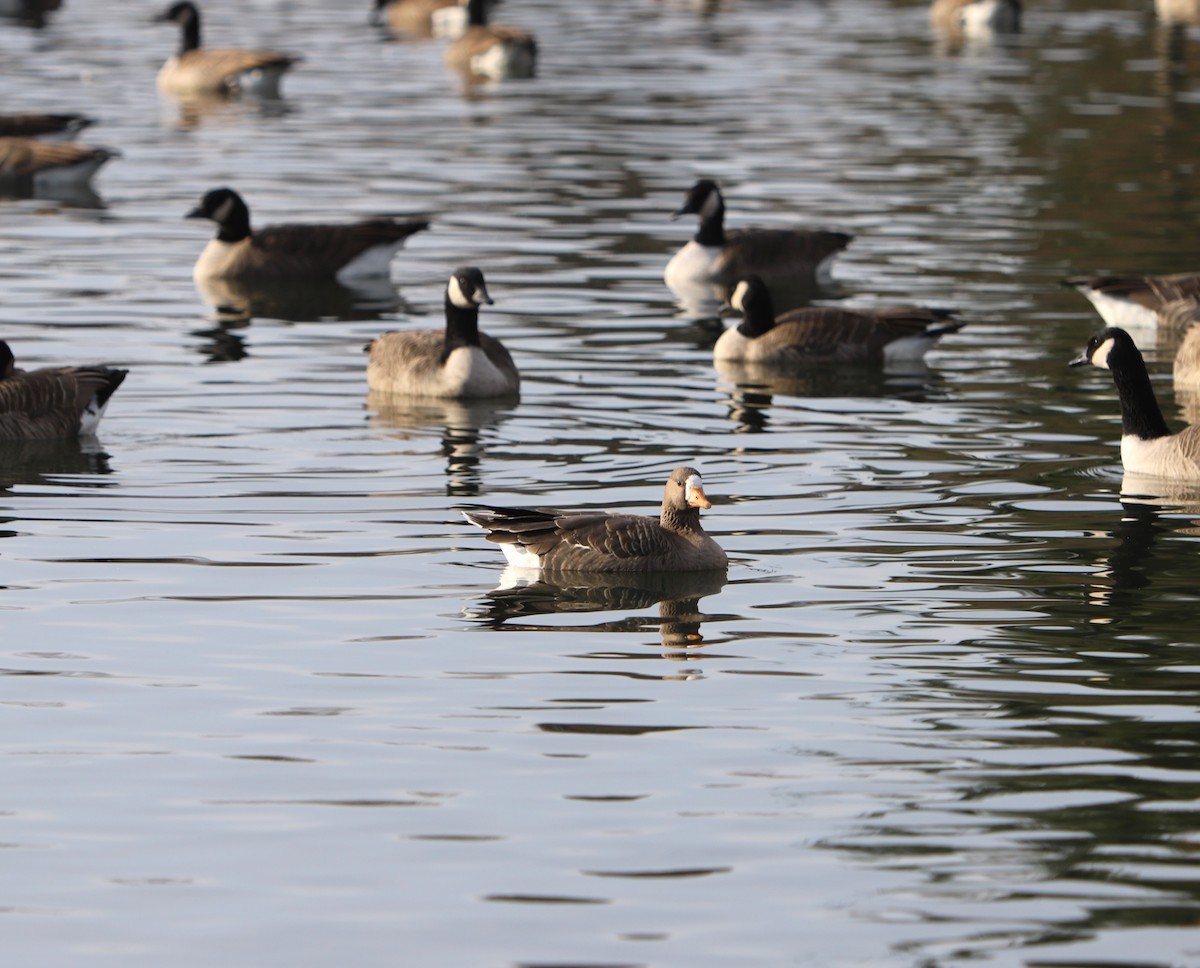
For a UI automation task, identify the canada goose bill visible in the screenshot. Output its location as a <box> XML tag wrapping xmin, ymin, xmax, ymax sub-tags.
<box><xmin>460</xmin><ymin>466</ymin><xmax>728</xmax><ymax>574</ymax></box>
<box><xmin>371</xmin><ymin>0</ymin><xmax>500</xmax><ymax>39</ymax></box>
<box><xmin>1070</xmin><ymin>325</ymin><xmax>1200</xmax><ymax>481</ymax></box>
<box><xmin>0</xmin><ymin>137</ymin><xmax>118</xmax><ymax>194</ymax></box>
<box><xmin>0</xmin><ymin>112</ymin><xmax>94</xmax><ymax>141</ymax></box>
<box><xmin>664</xmin><ymin>179</ymin><xmax>852</xmax><ymax>297</ymax></box>
<box><xmin>1156</xmin><ymin>0</ymin><xmax>1200</xmax><ymax>25</ymax></box>
<box><xmin>185</xmin><ymin>187</ymin><xmax>430</xmax><ymax>285</ymax></box>
<box><xmin>0</xmin><ymin>339</ymin><xmax>127</xmax><ymax>440</ymax></box>
<box><xmin>365</xmin><ymin>266</ymin><xmax>519</xmax><ymax>399</ymax></box>
<box><xmin>1064</xmin><ymin>272</ymin><xmax>1200</xmax><ymax>332</ymax></box>
<box><xmin>444</xmin><ymin>0</ymin><xmax>536</xmax><ymax>81</ymax></box>
<box><xmin>154</xmin><ymin>1</ymin><xmax>299</xmax><ymax>98</ymax></box>
<box><xmin>717</xmin><ymin>274</ymin><xmax>963</xmax><ymax>367</ymax></box>
<box><xmin>930</xmin><ymin>0</ymin><xmax>1022</xmax><ymax>42</ymax></box>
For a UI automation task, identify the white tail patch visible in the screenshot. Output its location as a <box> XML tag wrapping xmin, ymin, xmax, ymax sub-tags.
<box><xmin>336</xmin><ymin>241</ymin><xmax>405</xmax><ymax>282</ymax></box>
<box><xmin>78</xmin><ymin>394</ymin><xmax>110</xmax><ymax>436</ymax></box>
<box><xmin>1082</xmin><ymin>291</ymin><xmax>1161</xmax><ymax>333</ymax></box>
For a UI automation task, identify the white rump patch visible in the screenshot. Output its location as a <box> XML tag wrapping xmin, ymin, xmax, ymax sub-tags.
<box><xmin>882</xmin><ymin>333</ymin><xmax>935</xmax><ymax>365</ymax></box>
<box><xmin>499</xmin><ymin>543</ymin><xmax>542</xmax><ymax>570</ymax></box>
<box><xmin>78</xmin><ymin>395</ymin><xmax>110</xmax><ymax>436</ymax></box>
<box><xmin>336</xmin><ymin>241</ymin><xmax>404</xmax><ymax>282</ymax></box>
<box><xmin>1082</xmin><ymin>291</ymin><xmax>1160</xmax><ymax>333</ymax></box>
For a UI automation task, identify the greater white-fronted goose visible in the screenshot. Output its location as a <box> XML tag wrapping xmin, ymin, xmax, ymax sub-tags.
<box><xmin>186</xmin><ymin>187</ymin><xmax>430</xmax><ymax>284</ymax></box>
<box><xmin>1171</xmin><ymin>302</ymin><xmax>1200</xmax><ymax>388</ymax></box>
<box><xmin>0</xmin><ymin>340</ymin><xmax>127</xmax><ymax>440</ymax></box>
<box><xmin>0</xmin><ymin>113</ymin><xmax>94</xmax><ymax>141</ymax></box>
<box><xmin>0</xmin><ymin>137</ymin><xmax>117</xmax><ymax>193</ymax></box>
<box><xmin>1064</xmin><ymin>272</ymin><xmax>1200</xmax><ymax>331</ymax></box>
<box><xmin>716</xmin><ymin>275</ymin><xmax>963</xmax><ymax>366</ymax></box>
<box><xmin>1157</xmin><ymin>0</ymin><xmax>1200</xmax><ymax>25</ymax></box>
<box><xmin>365</xmin><ymin>266</ymin><xmax>518</xmax><ymax>399</ymax></box>
<box><xmin>930</xmin><ymin>0</ymin><xmax>1021</xmax><ymax>41</ymax></box>
<box><xmin>665</xmin><ymin>179</ymin><xmax>851</xmax><ymax>294</ymax></box>
<box><xmin>1071</xmin><ymin>326</ymin><xmax>1200</xmax><ymax>481</ymax></box>
<box><xmin>444</xmin><ymin>0</ymin><xmax>536</xmax><ymax>81</ymax></box>
<box><xmin>461</xmin><ymin>466</ymin><xmax>728</xmax><ymax>573</ymax></box>
<box><xmin>154</xmin><ymin>1</ymin><xmax>299</xmax><ymax>97</ymax></box>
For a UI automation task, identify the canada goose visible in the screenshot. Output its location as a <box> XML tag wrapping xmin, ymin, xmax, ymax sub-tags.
<box><xmin>1064</xmin><ymin>272</ymin><xmax>1200</xmax><ymax>331</ymax></box>
<box><xmin>185</xmin><ymin>187</ymin><xmax>430</xmax><ymax>284</ymax></box>
<box><xmin>371</xmin><ymin>0</ymin><xmax>498</xmax><ymax>38</ymax></box>
<box><xmin>0</xmin><ymin>340</ymin><xmax>126</xmax><ymax>440</ymax></box>
<box><xmin>0</xmin><ymin>137</ymin><xmax>118</xmax><ymax>193</ymax></box>
<box><xmin>716</xmin><ymin>275</ymin><xmax>963</xmax><ymax>366</ymax></box>
<box><xmin>365</xmin><ymin>266</ymin><xmax>519</xmax><ymax>399</ymax></box>
<box><xmin>664</xmin><ymin>179</ymin><xmax>851</xmax><ymax>294</ymax></box>
<box><xmin>154</xmin><ymin>1</ymin><xmax>299</xmax><ymax>97</ymax></box>
<box><xmin>1071</xmin><ymin>326</ymin><xmax>1200</xmax><ymax>480</ymax></box>
<box><xmin>461</xmin><ymin>466</ymin><xmax>728</xmax><ymax>573</ymax></box>
<box><xmin>444</xmin><ymin>0</ymin><xmax>536</xmax><ymax>81</ymax></box>
<box><xmin>930</xmin><ymin>0</ymin><xmax>1021</xmax><ymax>41</ymax></box>
<box><xmin>1170</xmin><ymin>302</ymin><xmax>1200</xmax><ymax>387</ymax></box>
<box><xmin>0</xmin><ymin>113</ymin><xmax>94</xmax><ymax>141</ymax></box>
<box><xmin>0</xmin><ymin>0</ymin><xmax>60</xmax><ymax>27</ymax></box>
<box><xmin>1157</xmin><ymin>0</ymin><xmax>1200</xmax><ymax>25</ymax></box>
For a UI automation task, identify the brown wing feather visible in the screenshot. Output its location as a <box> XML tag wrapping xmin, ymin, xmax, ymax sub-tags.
<box><xmin>1067</xmin><ymin>273</ymin><xmax>1200</xmax><ymax>310</ymax></box>
<box><xmin>0</xmin><ymin>113</ymin><xmax>92</xmax><ymax>138</ymax></box>
<box><xmin>715</xmin><ymin>228</ymin><xmax>851</xmax><ymax>284</ymax></box>
<box><xmin>245</xmin><ymin>219</ymin><xmax>429</xmax><ymax>278</ymax></box>
<box><xmin>180</xmin><ymin>48</ymin><xmax>297</xmax><ymax>78</ymax></box>
<box><xmin>0</xmin><ymin>365</ymin><xmax>126</xmax><ymax>440</ymax></box>
<box><xmin>754</xmin><ymin>307</ymin><xmax>953</xmax><ymax>364</ymax></box>
<box><xmin>0</xmin><ymin>137</ymin><xmax>112</xmax><ymax>178</ymax></box>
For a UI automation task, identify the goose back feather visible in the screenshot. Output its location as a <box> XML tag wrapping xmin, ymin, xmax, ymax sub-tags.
<box><xmin>0</xmin><ymin>137</ymin><xmax>117</xmax><ymax>190</ymax></box>
<box><xmin>0</xmin><ymin>341</ymin><xmax>127</xmax><ymax>440</ymax></box>
<box><xmin>1065</xmin><ymin>272</ymin><xmax>1200</xmax><ymax>330</ymax></box>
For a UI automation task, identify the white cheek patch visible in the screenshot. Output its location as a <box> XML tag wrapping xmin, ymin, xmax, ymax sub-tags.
<box><xmin>448</xmin><ymin>274</ymin><xmax>474</xmax><ymax>309</ymax></box>
<box><xmin>1092</xmin><ymin>337</ymin><xmax>1116</xmax><ymax>370</ymax></box>
<box><xmin>730</xmin><ymin>281</ymin><xmax>749</xmax><ymax>312</ymax></box>
<box><xmin>699</xmin><ymin>190</ymin><xmax>721</xmax><ymax>222</ymax></box>
<box><xmin>213</xmin><ymin>196</ymin><xmax>236</xmax><ymax>224</ymax></box>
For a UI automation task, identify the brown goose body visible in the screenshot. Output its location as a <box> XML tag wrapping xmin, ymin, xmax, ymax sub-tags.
<box><xmin>0</xmin><ymin>137</ymin><xmax>117</xmax><ymax>191</ymax></box>
<box><xmin>374</xmin><ymin>0</ymin><xmax>468</xmax><ymax>38</ymax></box>
<box><xmin>444</xmin><ymin>0</ymin><xmax>536</xmax><ymax>80</ymax></box>
<box><xmin>0</xmin><ymin>113</ymin><xmax>94</xmax><ymax>140</ymax></box>
<box><xmin>1157</xmin><ymin>0</ymin><xmax>1200</xmax><ymax>25</ymax></box>
<box><xmin>462</xmin><ymin>467</ymin><xmax>727</xmax><ymax>574</ymax></box>
<box><xmin>930</xmin><ymin>0</ymin><xmax>1022</xmax><ymax>39</ymax></box>
<box><xmin>0</xmin><ymin>341</ymin><xmax>127</xmax><ymax>440</ymax></box>
<box><xmin>1065</xmin><ymin>272</ymin><xmax>1200</xmax><ymax>330</ymax></box>
<box><xmin>1171</xmin><ymin>302</ymin><xmax>1200</xmax><ymax>388</ymax></box>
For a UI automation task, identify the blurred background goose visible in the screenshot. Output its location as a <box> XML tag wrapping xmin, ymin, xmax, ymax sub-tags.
<box><xmin>185</xmin><ymin>187</ymin><xmax>430</xmax><ymax>284</ymax></box>
<box><xmin>461</xmin><ymin>466</ymin><xmax>727</xmax><ymax>573</ymax></box>
<box><xmin>1156</xmin><ymin>0</ymin><xmax>1200</xmax><ymax>25</ymax></box>
<box><xmin>1171</xmin><ymin>302</ymin><xmax>1200</xmax><ymax>388</ymax></box>
<box><xmin>0</xmin><ymin>112</ymin><xmax>94</xmax><ymax>141</ymax></box>
<box><xmin>1064</xmin><ymin>271</ymin><xmax>1200</xmax><ymax>331</ymax></box>
<box><xmin>444</xmin><ymin>0</ymin><xmax>536</xmax><ymax>81</ymax></box>
<box><xmin>930</xmin><ymin>0</ymin><xmax>1022</xmax><ymax>42</ymax></box>
<box><xmin>372</xmin><ymin>0</ymin><xmax>499</xmax><ymax>38</ymax></box>
<box><xmin>0</xmin><ymin>340</ymin><xmax>127</xmax><ymax>440</ymax></box>
<box><xmin>365</xmin><ymin>266</ymin><xmax>518</xmax><ymax>399</ymax></box>
<box><xmin>154</xmin><ymin>1</ymin><xmax>299</xmax><ymax>97</ymax></box>
<box><xmin>665</xmin><ymin>179</ymin><xmax>851</xmax><ymax>296</ymax></box>
<box><xmin>1070</xmin><ymin>326</ymin><xmax>1200</xmax><ymax>481</ymax></box>
<box><xmin>0</xmin><ymin>137</ymin><xmax>117</xmax><ymax>195</ymax></box>
<box><xmin>717</xmin><ymin>275</ymin><xmax>963</xmax><ymax>367</ymax></box>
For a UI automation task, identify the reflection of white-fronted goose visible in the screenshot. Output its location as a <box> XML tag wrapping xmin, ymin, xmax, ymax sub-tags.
<box><xmin>0</xmin><ymin>340</ymin><xmax>127</xmax><ymax>440</ymax></box>
<box><xmin>444</xmin><ymin>0</ymin><xmax>536</xmax><ymax>81</ymax></box>
<box><xmin>366</xmin><ymin>266</ymin><xmax>518</xmax><ymax>399</ymax></box>
<box><xmin>665</xmin><ymin>180</ymin><xmax>851</xmax><ymax>293</ymax></box>
<box><xmin>1064</xmin><ymin>272</ymin><xmax>1200</xmax><ymax>331</ymax></box>
<box><xmin>716</xmin><ymin>275</ymin><xmax>963</xmax><ymax>366</ymax></box>
<box><xmin>462</xmin><ymin>466</ymin><xmax>727</xmax><ymax>573</ymax></box>
<box><xmin>930</xmin><ymin>0</ymin><xmax>1022</xmax><ymax>42</ymax></box>
<box><xmin>186</xmin><ymin>187</ymin><xmax>429</xmax><ymax>284</ymax></box>
<box><xmin>0</xmin><ymin>137</ymin><xmax>117</xmax><ymax>192</ymax></box>
<box><xmin>154</xmin><ymin>1</ymin><xmax>299</xmax><ymax>97</ymax></box>
<box><xmin>1071</xmin><ymin>326</ymin><xmax>1200</xmax><ymax>481</ymax></box>
<box><xmin>0</xmin><ymin>113</ymin><xmax>94</xmax><ymax>140</ymax></box>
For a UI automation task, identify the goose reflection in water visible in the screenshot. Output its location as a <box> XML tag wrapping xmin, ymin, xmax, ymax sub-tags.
<box><xmin>195</xmin><ymin>273</ymin><xmax>405</xmax><ymax>325</ymax></box>
<box><xmin>0</xmin><ymin>437</ymin><xmax>114</xmax><ymax>491</ymax></box>
<box><xmin>366</xmin><ymin>393</ymin><xmax>514</xmax><ymax>497</ymax></box>
<box><xmin>465</xmin><ymin>567</ymin><xmax>728</xmax><ymax>656</ymax></box>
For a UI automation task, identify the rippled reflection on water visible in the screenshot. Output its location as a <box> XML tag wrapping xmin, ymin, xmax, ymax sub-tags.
<box><xmin>2</xmin><ymin>0</ymin><xmax>1200</xmax><ymax>965</ymax></box>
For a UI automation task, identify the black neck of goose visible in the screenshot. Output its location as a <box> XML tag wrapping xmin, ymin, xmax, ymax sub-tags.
<box><xmin>661</xmin><ymin>504</ymin><xmax>702</xmax><ymax>534</ymax></box>
<box><xmin>1111</xmin><ymin>347</ymin><xmax>1172</xmax><ymax>440</ymax></box>
<box><xmin>693</xmin><ymin>202</ymin><xmax>725</xmax><ymax>247</ymax></box>
<box><xmin>738</xmin><ymin>289</ymin><xmax>776</xmax><ymax>338</ymax></box>
<box><xmin>441</xmin><ymin>296</ymin><xmax>481</xmax><ymax>361</ymax></box>
<box><xmin>466</xmin><ymin>0</ymin><xmax>488</xmax><ymax>27</ymax></box>
<box><xmin>178</xmin><ymin>12</ymin><xmax>201</xmax><ymax>55</ymax></box>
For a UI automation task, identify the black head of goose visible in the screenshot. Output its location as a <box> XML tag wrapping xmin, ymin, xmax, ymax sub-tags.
<box><xmin>444</xmin><ymin>0</ymin><xmax>536</xmax><ymax>81</ymax></box>
<box><xmin>1063</xmin><ymin>272</ymin><xmax>1200</xmax><ymax>332</ymax></box>
<box><xmin>0</xmin><ymin>340</ymin><xmax>127</xmax><ymax>440</ymax></box>
<box><xmin>0</xmin><ymin>113</ymin><xmax>94</xmax><ymax>141</ymax></box>
<box><xmin>1071</xmin><ymin>325</ymin><xmax>1200</xmax><ymax>481</ymax></box>
<box><xmin>185</xmin><ymin>187</ymin><xmax>430</xmax><ymax>284</ymax></box>
<box><xmin>664</xmin><ymin>179</ymin><xmax>852</xmax><ymax>293</ymax></box>
<box><xmin>154</xmin><ymin>1</ymin><xmax>299</xmax><ymax>97</ymax></box>
<box><xmin>930</xmin><ymin>0</ymin><xmax>1022</xmax><ymax>43</ymax></box>
<box><xmin>461</xmin><ymin>466</ymin><xmax>728</xmax><ymax>574</ymax></box>
<box><xmin>365</xmin><ymin>266</ymin><xmax>519</xmax><ymax>399</ymax></box>
<box><xmin>716</xmin><ymin>274</ymin><xmax>963</xmax><ymax>366</ymax></box>
<box><xmin>0</xmin><ymin>137</ymin><xmax>118</xmax><ymax>194</ymax></box>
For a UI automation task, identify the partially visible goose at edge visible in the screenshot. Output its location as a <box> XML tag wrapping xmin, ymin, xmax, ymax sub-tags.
<box><xmin>154</xmin><ymin>1</ymin><xmax>299</xmax><ymax>97</ymax></box>
<box><xmin>1170</xmin><ymin>301</ymin><xmax>1200</xmax><ymax>387</ymax></box>
<box><xmin>0</xmin><ymin>137</ymin><xmax>118</xmax><ymax>194</ymax></box>
<box><xmin>1157</xmin><ymin>0</ymin><xmax>1200</xmax><ymax>25</ymax></box>
<box><xmin>664</xmin><ymin>179</ymin><xmax>852</xmax><ymax>294</ymax></box>
<box><xmin>186</xmin><ymin>187</ymin><xmax>430</xmax><ymax>284</ymax></box>
<box><xmin>1071</xmin><ymin>325</ymin><xmax>1200</xmax><ymax>481</ymax></box>
<box><xmin>1063</xmin><ymin>271</ymin><xmax>1200</xmax><ymax>331</ymax></box>
<box><xmin>716</xmin><ymin>275</ymin><xmax>964</xmax><ymax>366</ymax></box>
<box><xmin>0</xmin><ymin>340</ymin><xmax>127</xmax><ymax>440</ymax></box>
<box><xmin>371</xmin><ymin>0</ymin><xmax>499</xmax><ymax>38</ymax></box>
<box><xmin>0</xmin><ymin>112</ymin><xmax>94</xmax><ymax>141</ymax></box>
<box><xmin>930</xmin><ymin>0</ymin><xmax>1022</xmax><ymax>43</ymax></box>
<box><xmin>366</xmin><ymin>266</ymin><xmax>519</xmax><ymax>399</ymax></box>
<box><xmin>444</xmin><ymin>0</ymin><xmax>536</xmax><ymax>81</ymax></box>
<box><xmin>461</xmin><ymin>466</ymin><xmax>728</xmax><ymax>574</ymax></box>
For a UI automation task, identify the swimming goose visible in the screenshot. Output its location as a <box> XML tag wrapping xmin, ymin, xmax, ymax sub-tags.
<box><xmin>1157</xmin><ymin>0</ymin><xmax>1200</xmax><ymax>25</ymax></box>
<box><xmin>444</xmin><ymin>0</ymin><xmax>536</xmax><ymax>81</ymax></box>
<box><xmin>716</xmin><ymin>275</ymin><xmax>963</xmax><ymax>366</ymax></box>
<box><xmin>372</xmin><ymin>0</ymin><xmax>497</xmax><ymax>38</ymax></box>
<box><xmin>1071</xmin><ymin>326</ymin><xmax>1200</xmax><ymax>481</ymax></box>
<box><xmin>664</xmin><ymin>179</ymin><xmax>851</xmax><ymax>294</ymax></box>
<box><xmin>365</xmin><ymin>266</ymin><xmax>519</xmax><ymax>399</ymax></box>
<box><xmin>0</xmin><ymin>113</ymin><xmax>94</xmax><ymax>140</ymax></box>
<box><xmin>1170</xmin><ymin>302</ymin><xmax>1200</xmax><ymax>388</ymax></box>
<box><xmin>154</xmin><ymin>1</ymin><xmax>299</xmax><ymax>97</ymax></box>
<box><xmin>186</xmin><ymin>187</ymin><xmax>430</xmax><ymax>284</ymax></box>
<box><xmin>0</xmin><ymin>340</ymin><xmax>127</xmax><ymax>440</ymax></box>
<box><xmin>0</xmin><ymin>137</ymin><xmax>117</xmax><ymax>193</ymax></box>
<box><xmin>930</xmin><ymin>0</ymin><xmax>1021</xmax><ymax>41</ymax></box>
<box><xmin>461</xmin><ymin>466</ymin><xmax>728</xmax><ymax>573</ymax></box>
<box><xmin>1064</xmin><ymin>272</ymin><xmax>1200</xmax><ymax>331</ymax></box>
